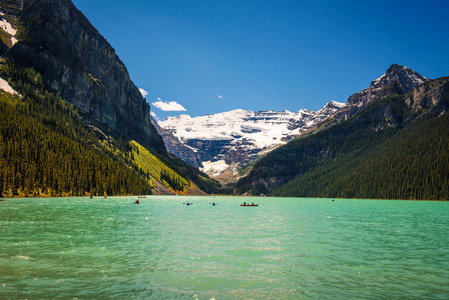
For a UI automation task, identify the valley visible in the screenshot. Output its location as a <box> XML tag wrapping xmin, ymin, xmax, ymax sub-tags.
<box><xmin>0</xmin><ymin>0</ymin><xmax>448</xmax><ymax>200</ymax></box>
<box><xmin>158</xmin><ymin>101</ymin><xmax>345</xmax><ymax>184</ymax></box>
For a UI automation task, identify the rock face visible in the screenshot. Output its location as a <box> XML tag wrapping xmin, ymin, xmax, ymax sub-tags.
<box><xmin>150</xmin><ymin>117</ymin><xmax>202</xmax><ymax>168</ymax></box>
<box><xmin>405</xmin><ymin>76</ymin><xmax>449</xmax><ymax>114</ymax></box>
<box><xmin>3</xmin><ymin>0</ymin><xmax>166</xmax><ymax>155</ymax></box>
<box><xmin>348</xmin><ymin>64</ymin><xmax>428</xmax><ymax>106</ymax></box>
<box><xmin>332</xmin><ymin>64</ymin><xmax>429</xmax><ymax>121</ymax></box>
<box><xmin>159</xmin><ymin>101</ymin><xmax>345</xmax><ymax>181</ymax></box>
<box><xmin>287</xmin><ymin>101</ymin><xmax>346</xmax><ymax>130</ymax></box>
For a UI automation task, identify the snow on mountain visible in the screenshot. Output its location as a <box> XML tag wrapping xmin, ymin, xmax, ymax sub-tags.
<box><xmin>161</xmin><ymin>101</ymin><xmax>345</xmax><ymax>149</ymax></box>
<box><xmin>163</xmin><ymin>109</ymin><xmax>292</xmax><ymax>147</ymax></box>
<box><xmin>0</xmin><ymin>77</ymin><xmax>17</xmax><ymax>95</ymax></box>
<box><xmin>158</xmin><ymin>64</ymin><xmax>427</xmax><ymax>182</ymax></box>
<box><xmin>0</xmin><ymin>12</ymin><xmax>18</xmax><ymax>46</ymax></box>
<box><xmin>159</xmin><ymin>101</ymin><xmax>345</xmax><ymax>181</ymax></box>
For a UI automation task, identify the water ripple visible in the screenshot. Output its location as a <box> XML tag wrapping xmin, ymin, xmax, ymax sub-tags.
<box><xmin>1</xmin><ymin>196</ymin><xmax>448</xmax><ymax>299</ymax></box>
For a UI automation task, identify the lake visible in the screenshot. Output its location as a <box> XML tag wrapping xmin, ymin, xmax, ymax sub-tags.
<box><xmin>1</xmin><ymin>196</ymin><xmax>448</xmax><ymax>299</ymax></box>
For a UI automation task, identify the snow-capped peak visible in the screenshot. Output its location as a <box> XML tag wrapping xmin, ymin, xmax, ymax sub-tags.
<box><xmin>159</xmin><ymin>101</ymin><xmax>344</xmax><ymax>180</ymax></box>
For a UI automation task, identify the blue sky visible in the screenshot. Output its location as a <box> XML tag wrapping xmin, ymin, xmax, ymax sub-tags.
<box><xmin>72</xmin><ymin>0</ymin><xmax>449</xmax><ymax>121</ymax></box>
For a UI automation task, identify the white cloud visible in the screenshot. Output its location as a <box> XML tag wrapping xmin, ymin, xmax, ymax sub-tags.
<box><xmin>139</xmin><ymin>88</ymin><xmax>148</xmax><ymax>98</ymax></box>
<box><xmin>152</xmin><ymin>100</ymin><xmax>187</xmax><ymax>111</ymax></box>
<box><xmin>150</xmin><ymin>111</ymin><xmax>160</xmax><ymax>121</ymax></box>
<box><xmin>218</xmin><ymin>95</ymin><xmax>224</xmax><ymax>99</ymax></box>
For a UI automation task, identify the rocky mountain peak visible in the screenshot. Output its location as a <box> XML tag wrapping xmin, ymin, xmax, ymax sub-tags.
<box><xmin>319</xmin><ymin>100</ymin><xmax>346</xmax><ymax>113</ymax></box>
<box><xmin>371</xmin><ymin>64</ymin><xmax>428</xmax><ymax>91</ymax></box>
<box><xmin>348</xmin><ymin>64</ymin><xmax>429</xmax><ymax>107</ymax></box>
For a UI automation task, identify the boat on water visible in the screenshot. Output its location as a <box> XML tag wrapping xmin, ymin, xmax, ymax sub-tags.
<box><xmin>241</xmin><ymin>202</ymin><xmax>258</xmax><ymax>207</ymax></box>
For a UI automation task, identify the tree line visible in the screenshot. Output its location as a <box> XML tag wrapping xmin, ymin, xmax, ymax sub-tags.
<box><xmin>236</xmin><ymin>87</ymin><xmax>449</xmax><ymax>200</ymax></box>
<box><xmin>0</xmin><ymin>59</ymin><xmax>153</xmax><ymax>197</ymax></box>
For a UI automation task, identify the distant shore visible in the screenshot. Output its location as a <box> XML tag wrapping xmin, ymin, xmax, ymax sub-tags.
<box><xmin>0</xmin><ymin>195</ymin><xmax>447</xmax><ymax>201</ymax></box>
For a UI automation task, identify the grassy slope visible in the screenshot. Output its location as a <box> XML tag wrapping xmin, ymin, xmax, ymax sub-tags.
<box><xmin>131</xmin><ymin>141</ymin><xmax>199</xmax><ymax>195</ymax></box>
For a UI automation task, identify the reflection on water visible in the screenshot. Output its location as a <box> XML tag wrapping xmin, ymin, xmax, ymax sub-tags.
<box><xmin>1</xmin><ymin>196</ymin><xmax>448</xmax><ymax>299</ymax></box>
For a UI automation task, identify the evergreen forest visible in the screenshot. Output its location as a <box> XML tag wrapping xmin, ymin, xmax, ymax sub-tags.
<box><xmin>236</xmin><ymin>79</ymin><xmax>449</xmax><ymax>200</ymax></box>
<box><xmin>0</xmin><ymin>59</ymin><xmax>223</xmax><ymax>197</ymax></box>
<box><xmin>0</xmin><ymin>60</ymin><xmax>155</xmax><ymax>197</ymax></box>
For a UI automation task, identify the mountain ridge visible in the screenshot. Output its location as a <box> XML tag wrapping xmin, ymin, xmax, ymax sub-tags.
<box><xmin>327</xmin><ymin>64</ymin><xmax>429</xmax><ymax>123</ymax></box>
<box><xmin>235</xmin><ymin>67</ymin><xmax>449</xmax><ymax>200</ymax></box>
<box><xmin>158</xmin><ymin>64</ymin><xmax>429</xmax><ymax>185</ymax></box>
<box><xmin>4</xmin><ymin>0</ymin><xmax>166</xmax><ymax>155</ymax></box>
<box><xmin>159</xmin><ymin>100</ymin><xmax>345</xmax><ymax>183</ymax></box>
<box><xmin>0</xmin><ymin>0</ymin><xmax>223</xmax><ymax>196</ymax></box>
<box><xmin>1</xmin><ymin>0</ymin><xmax>445</xmax><ymax>199</ymax></box>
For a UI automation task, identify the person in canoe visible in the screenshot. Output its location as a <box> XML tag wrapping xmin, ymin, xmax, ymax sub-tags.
<box><xmin>241</xmin><ymin>202</ymin><xmax>258</xmax><ymax>206</ymax></box>
<box><xmin>135</xmin><ymin>199</ymin><xmax>140</xmax><ymax>204</ymax></box>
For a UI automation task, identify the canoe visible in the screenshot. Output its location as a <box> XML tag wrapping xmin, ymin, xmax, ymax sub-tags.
<box><xmin>240</xmin><ymin>204</ymin><xmax>258</xmax><ymax>207</ymax></box>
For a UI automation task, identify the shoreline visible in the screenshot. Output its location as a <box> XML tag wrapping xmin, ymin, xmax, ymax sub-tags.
<box><xmin>1</xmin><ymin>195</ymin><xmax>447</xmax><ymax>201</ymax></box>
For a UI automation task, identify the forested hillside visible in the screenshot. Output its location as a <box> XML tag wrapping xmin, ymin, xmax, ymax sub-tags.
<box><xmin>0</xmin><ymin>0</ymin><xmax>226</xmax><ymax>197</ymax></box>
<box><xmin>0</xmin><ymin>59</ymin><xmax>222</xmax><ymax>197</ymax></box>
<box><xmin>236</xmin><ymin>77</ymin><xmax>449</xmax><ymax>200</ymax></box>
<box><xmin>0</xmin><ymin>61</ymin><xmax>152</xmax><ymax>197</ymax></box>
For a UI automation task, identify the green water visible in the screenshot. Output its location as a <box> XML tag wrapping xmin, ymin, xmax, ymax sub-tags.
<box><xmin>1</xmin><ymin>196</ymin><xmax>448</xmax><ymax>299</ymax></box>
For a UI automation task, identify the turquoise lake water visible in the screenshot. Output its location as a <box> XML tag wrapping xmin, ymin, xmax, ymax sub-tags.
<box><xmin>1</xmin><ymin>196</ymin><xmax>448</xmax><ymax>299</ymax></box>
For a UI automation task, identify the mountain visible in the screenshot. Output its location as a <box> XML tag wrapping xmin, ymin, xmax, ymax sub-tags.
<box><xmin>235</xmin><ymin>66</ymin><xmax>449</xmax><ymax>200</ymax></box>
<box><xmin>329</xmin><ymin>64</ymin><xmax>429</xmax><ymax>122</ymax></box>
<box><xmin>0</xmin><ymin>0</ymin><xmax>222</xmax><ymax>196</ymax></box>
<box><xmin>4</xmin><ymin>0</ymin><xmax>167</xmax><ymax>155</ymax></box>
<box><xmin>159</xmin><ymin>101</ymin><xmax>345</xmax><ymax>184</ymax></box>
<box><xmin>150</xmin><ymin>117</ymin><xmax>203</xmax><ymax>169</ymax></box>
<box><xmin>0</xmin><ymin>86</ymin><xmax>153</xmax><ymax>197</ymax></box>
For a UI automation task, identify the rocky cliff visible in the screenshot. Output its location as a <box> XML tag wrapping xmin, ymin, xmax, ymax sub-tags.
<box><xmin>330</xmin><ymin>64</ymin><xmax>429</xmax><ymax>121</ymax></box>
<box><xmin>2</xmin><ymin>0</ymin><xmax>166</xmax><ymax>155</ymax></box>
<box><xmin>348</xmin><ymin>64</ymin><xmax>428</xmax><ymax>106</ymax></box>
<box><xmin>405</xmin><ymin>76</ymin><xmax>449</xmax><ymax>114</ymax></box>
<box><xmin>150</xmin><ymin>117</ymin><xmax>202</xmax><ymax>168</ymax></box>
